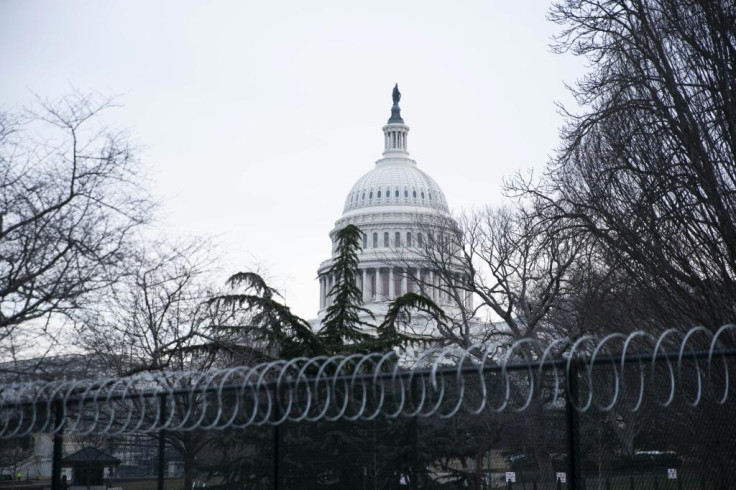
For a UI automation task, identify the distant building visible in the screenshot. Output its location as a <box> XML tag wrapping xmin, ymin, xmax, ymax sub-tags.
<box><xmin>316</xmin><ymin>85</ymin><xmax>471</xmax><ymax>331</ymax></box>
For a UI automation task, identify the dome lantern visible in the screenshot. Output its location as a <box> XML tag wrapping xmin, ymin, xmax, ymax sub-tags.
<box><xmin>383</xmin><ymin>83</ymin><xmax>409</xmax><ymax>155</ymax></box>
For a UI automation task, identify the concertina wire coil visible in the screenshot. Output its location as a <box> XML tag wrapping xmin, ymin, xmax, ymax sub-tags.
<box><xmin>0</xmin><ymin>325</ymin><xmax>734</xmax><ymax>438</ymax></box>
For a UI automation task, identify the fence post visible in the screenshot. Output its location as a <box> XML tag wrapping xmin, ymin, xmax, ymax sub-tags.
<box><xmin>273</xmin><ymin>384</ymin><xmax>282</xmax><ymax>490</ymax></box>
<box><xmin>409</xmin><ymin>375</ymin><xmax>420</xmax><ymax>490</ymax></box>
<box><xmin>565</xmin><ymin>361</ymin><xmax>581</xmax><ymax>490</ymax></box>
<box><xmin>50</xmin><ymin>400</ymin><xmax>63</xmax><ymax>490</ymax></box>
<box><xmin>158</xmin><ymin>393</ymin><xmax>166</xmax><ymax>490</ymax></box>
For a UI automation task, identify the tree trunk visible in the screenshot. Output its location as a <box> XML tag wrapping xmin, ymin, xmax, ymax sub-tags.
<box><xmin>473</xmin><ymin>446</ymin><xmax>490</xmax><ymax>490</ymax></box>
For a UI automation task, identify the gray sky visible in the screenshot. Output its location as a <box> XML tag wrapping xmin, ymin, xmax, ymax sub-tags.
<box><xmin>1</xmin><ymin>0</ymin><xmax>586</xmax><ymax>319</ymax></box>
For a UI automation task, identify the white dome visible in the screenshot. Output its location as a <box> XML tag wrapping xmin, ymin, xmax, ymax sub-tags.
<box><xmin>316</xmin><ymin>85</ymin><xmax>469</xmax><ymax>326</ymax></box>
<box><xmin>343</xmin><ymin>160</ymin><xmax>449</xmax><ymax>215</ymax></box>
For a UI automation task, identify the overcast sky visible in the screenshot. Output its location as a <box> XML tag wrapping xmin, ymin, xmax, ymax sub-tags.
<box><xmin>1</xmin><ymin>0</ymin><xmax>586</xmax><ymax>319</ymax></box>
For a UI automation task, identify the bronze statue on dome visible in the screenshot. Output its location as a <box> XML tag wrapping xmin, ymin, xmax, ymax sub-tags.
<box><xmin>388</xmin><ymin>84</ymin><xmax>404</xmax><ymax>124</ymax></box>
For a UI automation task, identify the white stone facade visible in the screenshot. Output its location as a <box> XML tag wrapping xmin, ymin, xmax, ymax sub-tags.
<box><xmin>316</xmin><ymin>88</ymin><xmax>470</xmax><ymax>329</ymax></box>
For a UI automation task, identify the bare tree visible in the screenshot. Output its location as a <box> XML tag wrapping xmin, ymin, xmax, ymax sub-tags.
<box><xmin>382</xmin><ymin>206</ymin><xmax>584</xmax><ymax>479</ymax></box>
<box><xmin>77</xmin><ymin>239</ymin><xmax>252</xmax><ymax>490</ymax></box>
<box><xmin>78</xmin><ymin>239</ymin><xmax>228</xmax><ymax>375</ymax></box>
<box><xmin>0</xmin><ymin>92</ymin><xmax>152</xmax><ymax>353</ymax></box>
<box><xmin>396</xmin><ymin>205</ymin><xmax>582</xmax><ymax>348</ymax></box>
<box><xmin>511</xmin><ymin>0</ymin><xmax>736</xmax><ymax>330</ymax></box>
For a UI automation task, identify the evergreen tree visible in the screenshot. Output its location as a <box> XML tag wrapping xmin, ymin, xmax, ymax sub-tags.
<box><xmin>208</xmin><ymin>271</ymin><xmax>324</xmax><ymax>360</ymax></box>
<box><xmin>317</xmin><ymin>224</ymin><xmax>375</xmax><ymax>351</ymax></box>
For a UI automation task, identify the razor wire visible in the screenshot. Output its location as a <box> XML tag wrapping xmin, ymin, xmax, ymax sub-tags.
<box><xmin>0</xmin><ymin>325</ymin><xmax>734</xmax><ymax>438</ymax></box>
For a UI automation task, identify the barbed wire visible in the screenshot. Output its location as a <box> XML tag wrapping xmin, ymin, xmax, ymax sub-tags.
<box><xmin>0</xmin><ymin>325</ymin><xmax>733</xmax><ymax>437</ymax></box>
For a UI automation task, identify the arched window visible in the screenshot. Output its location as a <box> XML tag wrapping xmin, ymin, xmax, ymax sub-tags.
<box><xmin>428</xmin><ymin>192</ymin><xmax>432</xmax><ymax>200</ymax></box>
<box><xmin>362</xmin><ymin>234</ymin><xmax>367</xmax><ymax>249</ymax></box>
<box><xmin>384</xmin><ymin>232</ymin><xmax>389</xmax><ymax>247</ymax></box>
<box><xmin>395</xmin><ymin>231</ymin><xmax>401</xmax><ymax>247</ymax></box>
<box><xmin>412</xmin><ymin>190</ymin><xmax>417</xmax><ymax>198</ymax></box>
<box><xmin>372</xmin><ymin>232</ymin><xmax>378</xmax><ymax>248</ymax></box>
<box><xmin>362</xmin><ymin>192</ymin><xmax>365</xmax><ymax>200</ymax></box>
<box><xmin>377</xmin><ymin>190</ymin><xmax>381</xmax><ymax>198</ymax></box>
<box><xmin>386</xmin><ymin>188</ymin><xmax>391</xmax><ymax>198</ymax></box>
<box><xmin>407</xmin><ymin>231</ymin><xmax>412</xmax><ymax>247</ymax></box>
<box><xmin>404</xmin><ymin>189</ymin><xmax>408</xmax><ymax>198</ymax></box>
<box><xmin>369</xmin><ymin>191</ymin><xmax>373</xmax><ymax>199</ymax></box>
<box><xmin>421</xmin><ymin>191</ymin><xmax>425</xmax><ymax>199</ymax></box>
<box><xmin>395</xmin><ymin>190</ymin><xmax>399</xmax><ymax>198</ymax></box>
<box><xmin>417</xmin><ymin>233</ymin><xmax>423</xmax><ymax>247</ymax></box>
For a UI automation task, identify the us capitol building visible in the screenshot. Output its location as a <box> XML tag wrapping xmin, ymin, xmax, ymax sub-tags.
<box><xmin>315</xmin><ymin>85</ymin><xmax>471</xmax><ymax>330</ymax></box>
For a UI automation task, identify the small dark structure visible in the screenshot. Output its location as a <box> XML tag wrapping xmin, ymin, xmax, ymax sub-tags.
<box><xmin>61</xmin><ymin>447</ymin><xmax>120</xmax><ymax>487</ymax></box>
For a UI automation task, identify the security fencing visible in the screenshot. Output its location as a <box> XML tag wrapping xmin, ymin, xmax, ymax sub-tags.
<box><xmin>0</xmin><ymin>326</ymin><xmax>734</xmax><ymax>489</ymax></box>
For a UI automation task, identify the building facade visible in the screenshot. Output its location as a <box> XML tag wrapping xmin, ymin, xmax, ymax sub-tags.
<box><xmin>316</xmin><ymin>85</ymin><xmax>470</xmax><ymax>330</ymax></box>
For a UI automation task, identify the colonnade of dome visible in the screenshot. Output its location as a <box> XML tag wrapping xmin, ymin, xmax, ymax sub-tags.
<box><xmin>319</xmin><ymin>265</ymin><xmax>471</xmax><ymax>311</ymax></box>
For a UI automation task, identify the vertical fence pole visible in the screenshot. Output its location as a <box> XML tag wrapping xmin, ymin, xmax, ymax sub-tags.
<box><xmin>50</xmin><ymin>400</ymin><xmax>63</xmax><ymax>490</ymax></box>
<box><xmin>410</xmin><ymin>375</ymin><xmax>420</xmax><ymax>490</ymax></box>
<box><xmin>410</xmin><ymin>416</ymin><xmax>419</xmax><ymax>490</ymax></box>
<box><xmin>158</xmin><ymin>393</ymin><xmax>166</xmax><ymax>490</ymax></box>
<box><xmin>273</xmin><ymin>385</ymin><xmax>281</xmax><ymax>490</ymax></box>
<box><xmin>565</xmin><ymin>361</ymin><xmax>581</xmax><ymax>490</ymax></box>
<box><xmin>273</xmin><ymin>424</ymin><xmax>280</xmax><ymax>490</ymax></box>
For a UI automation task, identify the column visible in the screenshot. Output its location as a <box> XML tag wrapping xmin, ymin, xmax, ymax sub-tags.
<box><xmin>319</xmin><ymin>277</ymin><xmax>324</xmax><ymax>309</ymax></box>
<box><xmin>362</xmin><ymin>269</ymin><xmax>369</xmax><ymax>302</ymax></box>
<box><xmin>400</xmin><ymin>270</ymin><xmax>407</xmax><ymax>297</ymax></box>
<box><xmin>375</xmin><ymin>268</ymin><xmax>381</xmax><ymax>300</ymax></box>
<box><xmin>388</xmin><ymin>268</ymin><xmax>395</xmax><ymax>299</ymax></box>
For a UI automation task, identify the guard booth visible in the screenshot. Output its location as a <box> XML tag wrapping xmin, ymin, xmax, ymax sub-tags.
<box><xmin>61</xmin><ymin>447</ymin><xmax>120</xmax><ymax>487</ymax></box>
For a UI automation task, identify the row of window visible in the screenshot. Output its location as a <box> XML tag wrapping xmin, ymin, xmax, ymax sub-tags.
<box><xmin>350</xmin><ymin>187</ymin><xmax>433</xmax><ymax>204</ymax></box>
<box><xmin>362</xmin><ymin>231</ymin><xmax>425</xmax><ymax>249</ymax></box>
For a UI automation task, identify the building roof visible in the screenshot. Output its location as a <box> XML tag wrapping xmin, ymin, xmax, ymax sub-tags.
<box><xmin>343</xmin><ymin>161</ymin><xmax>449</xmax><ymax>215</ymax></box>
<box><xmin>61</xmin><ymin>447</ymin><xmax>121</xmax><ymax>465</ymax></box>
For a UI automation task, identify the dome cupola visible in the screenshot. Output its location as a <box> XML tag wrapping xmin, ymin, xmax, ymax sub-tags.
<box><xmin>382</xmin><ymin>83</ymin><xmax>409</xmax><ymax>155</ymax></box>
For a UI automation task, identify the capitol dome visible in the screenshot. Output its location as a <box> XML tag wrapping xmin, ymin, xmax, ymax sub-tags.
<box><xmin>342</xmin><ymin>160</ymin><xmax>449</xmax><ymax>216</ymax></box>
<box><xmin>316</xmin><ymin>85</ymin><xmax>469</xmax><ymax>327</ymax></box>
